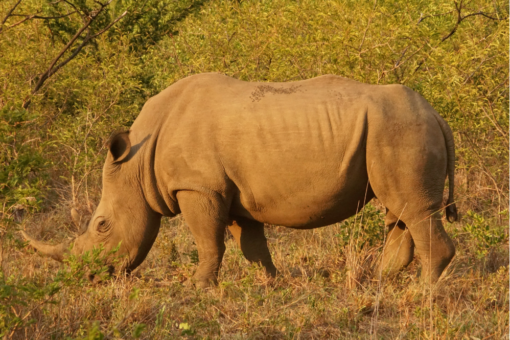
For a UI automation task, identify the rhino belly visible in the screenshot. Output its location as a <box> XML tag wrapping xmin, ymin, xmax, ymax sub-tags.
<box><xmin>230</xmin><ymin>173</ymin><xmax>373</xmax><ymax>229</ymax></box>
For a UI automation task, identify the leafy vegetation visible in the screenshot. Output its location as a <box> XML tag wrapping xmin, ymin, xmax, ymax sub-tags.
<box><xmin>1</xmin><ymin>243</ymin><xmax>118</xmax><ymax>338</ymax></box>
<box><xmin>0</xmin><ymin>0</ymin><xmax>508</xmax><ymax>338</ymax></box>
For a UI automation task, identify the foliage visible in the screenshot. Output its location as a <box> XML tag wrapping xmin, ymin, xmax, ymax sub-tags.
<box><xmin>462</xmin><ymin>210</ymin><xmax>508</xmax><ymax>258</ymax></box>
<box><xmin>335</xmin><ymin>203</ymin><xmax>386</xmax><ymax>249</ymax></box>
<box><xmin>0</xmin><ymin>105</ymin><xmax>47</xmax><ymax>216</ymax></box>
<box><xmin>0</xmin><ymin>0</ymin><xmax>507</xmax><ymax>216</ymax></box>
<box><xmin>0</xmin><ymin>0</ymin><xmax>508</xmax><ymax>338</ymax></box>
<box><xmin>0</xmin><ymin>243</ymin><xmax>118</xmax><ymax>337</ymax></box>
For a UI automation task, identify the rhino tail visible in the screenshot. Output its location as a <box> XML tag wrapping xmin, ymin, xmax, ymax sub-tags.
<box><xmin>432</xmin><ymin>110</ymin><xmax>458</xmax><ymax>222</ymax></box>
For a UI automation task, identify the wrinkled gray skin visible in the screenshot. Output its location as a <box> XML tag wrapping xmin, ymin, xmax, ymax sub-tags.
<box><xmin>23</xmin><ymin>73</ymin><xmax>458</xmax><ymax>287</ymax></box>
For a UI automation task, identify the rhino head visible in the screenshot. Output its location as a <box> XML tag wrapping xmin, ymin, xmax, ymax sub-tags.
<box><xmin>22</xmin><ymin>131</ymin><xmax>164</xmax><ymax>279</ymax></box>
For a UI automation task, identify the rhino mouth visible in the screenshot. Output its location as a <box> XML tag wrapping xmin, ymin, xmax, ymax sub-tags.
<box><xmin>22</xmin><ymin>231</ymin><xmax>128</xmax><ymax>282</ymax></box>
<box><xmin>87</xmin><ymin>264</ymin><xmax>116</xmax><ymax>283</ymax></box>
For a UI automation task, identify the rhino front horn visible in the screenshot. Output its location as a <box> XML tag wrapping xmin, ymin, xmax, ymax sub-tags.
<box><xmin>21</xmin><ymin>231</ymin><xmax>70</xmax><ymax>262</ymax></box>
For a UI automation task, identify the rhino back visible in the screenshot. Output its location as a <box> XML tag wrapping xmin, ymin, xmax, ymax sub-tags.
<box><xmin>141</xmin><ymin>74</ymin><xmax>376</xmax><ymax>228</ymax></box>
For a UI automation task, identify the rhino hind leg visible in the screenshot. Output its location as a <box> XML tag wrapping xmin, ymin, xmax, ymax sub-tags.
<box><xmin>368</xmin><ymin>164</ymin><xmax>455</xmax><ymax>283</ymax></box>
<box><xmin>379</xmin><ymin>210</ymin><xmax>414</xmax><ymax>277</ymax></box>
<box><xmin>376</xmin><ymin>200</ymin><xmax>455</xmax><ymax>283</ymax></box>
<box><xmin>404</xmin><ymin>212</ymin><xmax>455</xmax><ymax>283</ymax></box>
<box><xmin>177</xmin><ymin>191</ymin><xmax>228</xmax><ymax>288</ymax></box>
<box><xmin>228</xmin><ymin>218</ymin><xmax>277</xmax><ymax>277</ymax></box>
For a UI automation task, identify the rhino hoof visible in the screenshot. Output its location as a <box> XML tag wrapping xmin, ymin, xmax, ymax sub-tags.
<box><xmin>186</xmin><ymin>275</ymin><xmax>217</xmax><ymax>289</ymax></box>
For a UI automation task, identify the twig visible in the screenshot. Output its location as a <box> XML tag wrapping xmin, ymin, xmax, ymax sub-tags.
<box><xmin>21</xmin><ymin>7</ymin><xmax>127</xmax><ymax>109</ymax></box>
<box><xmin>441</xmin><ymin>0</ymin><xmax>502</xmax><ymax>43</ymax></box>
<box><xmin>0</xmin><ymin>0</ymin><xmax>23</xmax><ymax>28</ymax></box>
<box><xmin>274</xmin><ymin>294</ymin><xmax>309</xmax><ymax>313</ymax></box>
<box><xmin>358</xmin><ymin>0</ymin><xmax>378</xmax><ymax>53</ymax></box>
<box><xmin>9</xmin><ymin>10</ymin><xmax>77</xmax><ymax>20</ymax></box>
<box><xmin>414</xmin><ymin>0</ymin><xmax>504</xmax><ymax>74</ymax></box>
<box><xmin>62</xmin><ymin>0</ymin><xmax>82</xmax><ymax>16</ymax></box>
<box><xmin>417</xmin><ymin>10</ymin><xmax>455</xmax><ymax>24</ymax></box>
<box><xmin>89</xmin><ymin>10</ymin><xmax>127</xmax><ymax>39</ymax></box>
<box><xmin>1</xmin><ymin>3</ymin><xmax>77</xmax><ymax>32</ymax></box>
<box><xmin>21</xmin><ymin>16</ymin><xmax>93</xmax><ymax>108</ymax></box>
<box><xmin>480</xmin><ymin>103</ymin><xmax>509</xmax><ymax>147</ymax></box>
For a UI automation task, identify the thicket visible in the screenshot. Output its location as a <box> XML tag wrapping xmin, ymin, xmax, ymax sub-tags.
<box><xmin>0</xmin><ymin>0</ymin><xmax>508</xmax><ymax>338</ymax></box>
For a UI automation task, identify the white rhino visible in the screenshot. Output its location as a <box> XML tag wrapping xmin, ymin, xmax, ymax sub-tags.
<box><xmin>23</xmin><ymin>73</ymin><xmax>457</xmax><ymax>287</ymax></box>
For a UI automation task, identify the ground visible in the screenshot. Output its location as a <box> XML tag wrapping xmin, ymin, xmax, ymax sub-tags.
<box><xmin>6</xmin><ymin>201</ymin><xmax>508</xmax><ymax>339</ymax></box>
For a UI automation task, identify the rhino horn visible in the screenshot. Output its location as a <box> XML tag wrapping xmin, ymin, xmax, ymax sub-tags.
<box><xmin>21</xmin><ymin>231</ymin><xmax>71</xmax><ymax>262</ymax></box>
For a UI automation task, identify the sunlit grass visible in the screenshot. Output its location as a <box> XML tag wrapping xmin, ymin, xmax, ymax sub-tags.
<box><xmin>4</xmin><ymin>202</ymin><xmax>508</xmax><ymax>339</ymax></box>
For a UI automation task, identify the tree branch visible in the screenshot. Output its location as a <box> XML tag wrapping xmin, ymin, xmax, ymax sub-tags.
<box><xmin>21</xmin><ymin>17</ymin><xmax>92</xmax><ymax>108</ymax></box>
<box><xmin>0</xmin><ymin>0</ymin><xmax>23</xmax><ymax>30</ymax></box>
<box><xmin>22</xmin><ymin>7</ymin><xmax>128</xmax><ymax>109</ymax></box>
<box><xmin>9</xmin><ymin>11</ymin><xmax>77</xmax><ymax>20</ymax></box>
<box><xmin>417</xmin><ymin>10</ymin><xmax>454</xmax><ymax>24</ymax></box>
<box><xmin>90</xmin><ymin>10</ymin><xmax>127</xmax><ymax>39</ymax></box>
<box><xmin>63</xmin><ymin>0</ymin><xmax>85</xmax><ymax>17</ymax></box>
<box><xmin>441</xmin><ymin>0</ymin><xmax>463</xmax><ymax>42</ymax></box>
<box><xmin>441</xmin><ymin>0</ymin><xmax>503</xmax><ymax>42</ymax></box>
<box><xmin>461</xmin><ymin>11</ymin><xmax>502</xmax><ymax>21</ymax></box>
<box><xmin>413</xmin><ymin>0</ymin><xmax>504</xmax><ymax>74</ymax></box>
<box><xmin>49</xmin><ymin>10</ymin><xmax>127</xmax><ymax>77</ymax></box>
<box><xmin>1</xmin><ymin>15</ymin><xmax>33</xmax><ymax>30</ymax></box>
<box><xmin>1</xmin><ymin>11</ymin><xmax>77</xmax><ymax>31</ymax></box>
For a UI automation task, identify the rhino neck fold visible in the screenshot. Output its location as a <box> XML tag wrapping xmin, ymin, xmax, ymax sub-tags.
<box><xmin>138</xmin><ymin>129</ymin><xmax>177</xmax><ymax>217</ymax></box>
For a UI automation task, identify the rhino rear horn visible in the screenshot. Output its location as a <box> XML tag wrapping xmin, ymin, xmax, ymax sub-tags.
<box><xmin>71</xmin><ymin>208</ymin><xmax>81</xmax><ymax>228</ymax></box>
<box><xmin>21</xmin><ymin>231</ymin><xmax>70</xmax><ymax>262</ymax></box>
<box><xmin>71</xmin><ymin>208</ymin><xmax>88</xmax><ymax>235</ymax></box>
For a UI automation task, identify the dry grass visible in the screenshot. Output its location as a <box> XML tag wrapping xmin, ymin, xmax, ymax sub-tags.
<box><xmin>3</xmin><ymin>201</ymin><xmax>508</xmax><ymax>339</ymax></box>
<box><xmin>1</xmin><ymin>0</ymin><xmax>507</xmax><ymax>338</ymax></box>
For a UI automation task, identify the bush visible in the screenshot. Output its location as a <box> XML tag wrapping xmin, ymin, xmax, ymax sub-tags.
<box><xmin>0</xmin><ymin>0</ymin><xmax>507</xmax><ymax>338</ymax></box>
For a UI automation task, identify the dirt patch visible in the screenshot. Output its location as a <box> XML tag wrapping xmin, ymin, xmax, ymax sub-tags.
<box><xmin>250</xmin><ymin>85</ymin><xmax>301</xmax><ymax>102</ymax></box>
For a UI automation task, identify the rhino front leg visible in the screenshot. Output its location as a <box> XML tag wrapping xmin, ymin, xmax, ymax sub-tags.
<box><xmin>177</xmin><ymin>191</ymin><xmax>228</xmax><ymax>288</ymax></box>
<box><xmin>228</xmin><ymin>218</ymin><xmax>277</xmax><ymax>277</ymax></box>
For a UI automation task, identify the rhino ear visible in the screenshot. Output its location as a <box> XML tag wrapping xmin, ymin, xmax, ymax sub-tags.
<box><xmin>107</xmin><ymin>131</ymin><xmax>131</xmax><ymax>163</ymax></box>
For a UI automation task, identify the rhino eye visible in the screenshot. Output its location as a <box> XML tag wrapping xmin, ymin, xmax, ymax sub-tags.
<box><xmin>97</xmin><ymin>220</ymin><xmax>109</xmax><ymax>233</ymax></box>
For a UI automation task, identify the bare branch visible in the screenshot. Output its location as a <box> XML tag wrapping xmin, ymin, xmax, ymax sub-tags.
<box><xmin>413</xmin><ymin>0</ymin><xmax>504</xmax><ymax>74</ymax></box>
<box><xmin>22</xmin><ymin>17</ymin><xmax>93</xmax><ymax>108</ymax></box>
<box><xmin>50</xmin><ymin>10</ymin><xmax>127</xmax><ymax>75</ymax></box>
<box><xmin>482</xmin><ymin>102</ymin><xmax>509</xmax><ymax>147</ymax></box>
<box><xmin>90</xmin><ymin>10</ymin><xmax>127</xmax><ymax>39</ymax></box>
<box><xmin>1</xmin><ymin>10</ymin><xmax>78</xmax><ymax>32</ymax></box>
<box><xmin>358</xmin><ymin>0</ymin><xmax>378</xmax><ymax>52</ymax></box>
<box><xmin>442</xmin><ymin>0</ymin><xmax>504</xmax><ymax>42</ymax></box>
<box><xmin>461</xmin><ymin>11</ymin><xmax>502</xmax><ymax>21</ymax></box>
<box><xmin>10</xmin><ymin>11</ymin><xmax>77</xmax><ymax>20</ymax></box>
<box><xmin>49</xmin><ymin>30</ymin><xmax>92</xmax><ymax>79</ymax></box>
<box><xmin>441</xmin><ymin>0</ymin><xmax>463</xmax><ymax>42</ymax></box>
<box><xmin>2</xmin><ymin>15</ymin><xmax>33</xmax><ymax>30</ymax></box>
<box><xmin>22</xmin><ymin>7</ymin><xmax>128</xmax><ymax>108</ymax></box>
<box><xmin>63</xmin><ymin>0</ymin><xmax>84</xmax><ymax>17</ymax></box>
<box><xmin>417</xmin><ymin>10</ymin><xmax>454</xmax><ymax>24</ymax></box>
<box><xmin>0</xmin><ymin>0</ymin><xmax>23</xmax><ymax>29</ymax></box>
